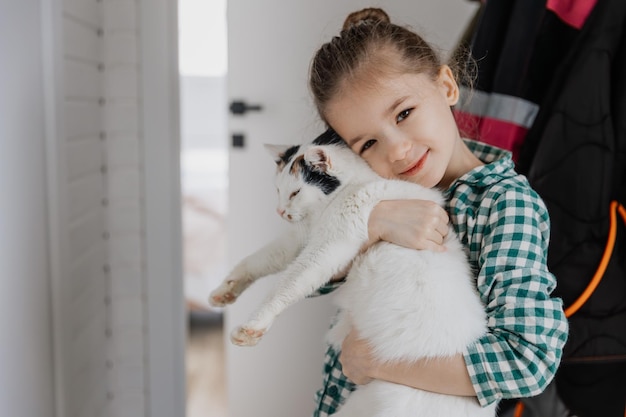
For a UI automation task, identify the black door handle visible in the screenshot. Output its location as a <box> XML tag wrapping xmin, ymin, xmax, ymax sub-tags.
<box><xmin>229</xmin><ymin>100</ymin><xmax>263</xmax><ymax>115</ymax></box>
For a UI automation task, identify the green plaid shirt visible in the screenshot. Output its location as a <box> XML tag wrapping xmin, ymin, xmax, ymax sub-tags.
<box><xmin>312</xmin><ymin>140</ymin><xmax>569</xmax><ymax>415</ymax></box>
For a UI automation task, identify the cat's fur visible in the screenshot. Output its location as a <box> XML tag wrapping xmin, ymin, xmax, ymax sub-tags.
<box><xmin>209</xmin><ymin>130</ymin><xmax>495</xmax><ymax>416</ymax></box>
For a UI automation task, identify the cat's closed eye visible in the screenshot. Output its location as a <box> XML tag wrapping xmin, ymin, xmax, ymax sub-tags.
<box><xmin>289</xmin><ymin>190</ymin><xmax>300</xmax><ymax>200</ymax></box>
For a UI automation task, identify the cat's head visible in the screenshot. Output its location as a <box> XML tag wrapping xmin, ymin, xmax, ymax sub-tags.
<box><xmin>265</xmin><ymin>130</ymin><xmax>352</xmax><ymax>223</ymax></box>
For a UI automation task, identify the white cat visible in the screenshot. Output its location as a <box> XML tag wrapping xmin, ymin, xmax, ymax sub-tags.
<box><xmin>209</xmin><ymin>129</ymin><xmax>495</xmax><ymax>417</ymax></box>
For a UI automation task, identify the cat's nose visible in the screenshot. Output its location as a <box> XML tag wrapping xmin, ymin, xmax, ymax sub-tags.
<box><xmin>277</xmin><ymin>208</ymin><xmax>286</xmax><ymax>217</ymax></box>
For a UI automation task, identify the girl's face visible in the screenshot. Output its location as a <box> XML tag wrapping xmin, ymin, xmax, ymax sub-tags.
<box><xmin>325</xmin><ymin>65</ymin><xmax>464</xmax><ymax>189</ymax></box>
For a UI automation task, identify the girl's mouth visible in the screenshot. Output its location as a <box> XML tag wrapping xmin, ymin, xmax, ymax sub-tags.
<box><xmin>400</xmin><ymin>150</ymin><xmax>429</xmax><ymax>176</ymax></box>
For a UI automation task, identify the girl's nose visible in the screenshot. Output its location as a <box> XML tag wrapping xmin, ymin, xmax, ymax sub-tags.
<box><xmin>386</xmin><ymin>134</ymin><xmax>411</xmax><ymax>162</ymax></box>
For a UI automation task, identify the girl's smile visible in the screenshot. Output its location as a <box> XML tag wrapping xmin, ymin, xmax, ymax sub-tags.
<box><xmin>326</xmin><ymin>64</ymin><xmax>469</xmax><ymax>189</ymax></box>
<box><xmin>399</xmin><ymin>149</ymin><xmax>429</xmax><ymax>177</ymax></box>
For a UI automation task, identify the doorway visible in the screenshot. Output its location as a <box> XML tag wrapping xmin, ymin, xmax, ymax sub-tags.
<box><xmin>178</xmin><ymin>0</ymin><xmax>229</xmax><ymax>416</ymax></box>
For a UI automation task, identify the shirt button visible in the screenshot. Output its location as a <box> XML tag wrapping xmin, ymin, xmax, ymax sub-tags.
<box><xmin>328</xmin><ymin>385</ymin><xmax>339</xmax><ymax>397</ymax></box>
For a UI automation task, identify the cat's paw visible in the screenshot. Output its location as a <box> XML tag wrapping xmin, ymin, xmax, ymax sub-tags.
<box><xmin>209</xmin><ymin>280</ymin><xmax>240</xmax><ymax>307</ymax></box>
<box><xmin>230</xmin><ymin>325</ymin><xmax>266</xmax><ymax>346</ymax></box>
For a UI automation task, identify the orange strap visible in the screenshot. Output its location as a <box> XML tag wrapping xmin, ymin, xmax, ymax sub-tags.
<box><xmin>564</xmin><ymin>200</ymin><xmax>626</xmax><ymax>317</ymax></box>
<box><xmin>514</xmin><ymin>200</ymin><xmax>626</xmax><ymax>417</ymax></box>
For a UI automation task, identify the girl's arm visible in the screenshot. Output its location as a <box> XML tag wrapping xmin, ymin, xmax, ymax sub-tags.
<box><xmin>339</xmin><ymin>329</ymin><xmax>476</xmax><ymax>396</ymax></box>
<box><xmin>340</xmin><ymin>187</ymin><xmax>569</xmax><ymax>407</ymax></box>
<box><xmin>458</xmin><ymin>189</ymin><xmax>568</xmax><ymax>406</ymax></box>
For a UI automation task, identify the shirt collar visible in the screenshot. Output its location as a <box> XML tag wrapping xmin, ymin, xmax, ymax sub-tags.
<box><xmin>445</xmin><ymin>139</ymin><xmax>517</xmax><ymax>195</ymax></box>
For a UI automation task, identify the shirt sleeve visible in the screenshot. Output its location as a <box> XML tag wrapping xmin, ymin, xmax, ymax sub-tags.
<box><xmin>463</xmin><ymin>187</ymin><xmax>569</xmax><ymax>407</ymax></box>
<box><xmin>309</xmin><ymin>278</ymin><xmax>346</xmax><ymax>297</ymax></box>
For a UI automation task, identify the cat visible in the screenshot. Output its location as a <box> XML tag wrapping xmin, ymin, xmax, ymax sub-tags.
<box><xmin>209</xmin><ymin>129</ymin><xmax>495</xmax><ymax>416</ymax></box>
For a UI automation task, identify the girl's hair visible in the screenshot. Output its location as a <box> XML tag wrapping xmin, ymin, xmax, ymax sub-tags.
<box><xmin>309</xmin><ymin>8</ymin><xmax>443</xmax><ymax>122</ymax></box>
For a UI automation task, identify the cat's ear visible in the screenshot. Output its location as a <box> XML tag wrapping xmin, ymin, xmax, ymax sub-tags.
<box><xmin>304</xmin><ymin>146</ymin><xmax>331</xmax><ymax>173</ymax></box>
<box><xmin>264</xmin><ymin>144</ymin><xmax>290</xmax><ymax>165</ymax></box>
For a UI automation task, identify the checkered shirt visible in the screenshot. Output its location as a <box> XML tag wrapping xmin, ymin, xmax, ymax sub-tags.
<box><xmin>311</xmin><ymin>140</ymin><xmax>569</xmax><ymax>415</ymax></box>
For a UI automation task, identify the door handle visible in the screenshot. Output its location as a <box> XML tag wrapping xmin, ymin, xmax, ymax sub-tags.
<box><xmin>229</xmin><ymin>100</ymin><xmax>263</xmax><ymax>115</ymax></box>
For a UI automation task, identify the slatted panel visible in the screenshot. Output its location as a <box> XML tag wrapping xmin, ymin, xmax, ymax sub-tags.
<box><xmin>66</xmin><ymin>313</ymin><xmax>107</xmax><ymax>417</ymax></box>
<box><xmin>66</xmin><ymin>311</ymin><xmax>108</xmax><ymax>417</ymax></box>
<box><xmin>64</xmin><ymin>60</ymin><xmax>102</xmax><ymax>99</ymax></box>
<box><xmin>108</xmin><ymin>234</ymin><xmax>142</xmax><ymax>265</ymax></box>
<box><xmin>67</xmin><ymin>245</ymin><xmax>107</xmax><ymax>305</ymax></box>
<box><xmin>106</xmin><ymin>68</ymin><xmax>139</xmax><ymax>98</ymax></box>
<box><xmin>68</xmin><ymin>210</ymin><xmax>105</xmax><ymax>263</ymax></box>
<box><xmin>110</xmin><ymin>327</ymin><xmax>144</xmax><ymax>361</ymax></box>
<box><xmin>103</xmin><ymin>0</ymin><xmax>137</xmax><ymax>31</ymax></box>
<box><xmin>68</xmin><ymin>174</ymin><xmax>104</xmax><ymax>220</ymax></box>
<box><xmin>67</xmin><ymin>270</ymin><xmax>106</xmax><ymax>336</ymax></box>
<box><xmin>109</xmin><ymin>263</ymin><xmax>142</xmax><ymax>298</ymax></box>
<box><xmin>107</xmin><ymin>135</ymin><xmax>139</xmax><ymax>168</ymax></box>
<box><xmin>64</xmin><ymin>0</ymin><xmax>102</xmax><ymax>27</ymax></box>
<box><xmin>63</xmin><ymin>14</ymin><xmax>102</xmax><ymax>63</ymax></box>
<box><xmin>102</xmin><ymin>1</ymin><xmax>146</xmax><ymax>416</ymax></box>
<box><xmin>107</xmin><ymin>200</ymin><xmax>141</xmax><ymax>234</ymax></box>
<box><xmin>104</xmin><ymin>34</ymin><xmax>138</xmax><ymax>64</ymax></box>
<box><xmin>107</xmin><ymin>169</ymin><xmax>140</xmax><ymax>200</ymax></box>
<box><xmin>57</xmin><ymin>0</ymin><xmax>147</xmax><ymax>416</ymax></box>
<box><xmin>107</xmin><ymin>328</ymin><xmax>145</xmax><ymax>417</ymax></box>
<box><xmin>64</xmin><ymin>102</ymin><xmax>101</xmax><ymax>140</ymax></box>
<box><xmin>104</xmin><ymin>101</ymin><xmax>139</xmax><ymax>132</ymax></box>
<box><xmin>66</xmin><ymin>138</ymin><xmax>103</xmax><ymax>181</ymax></box>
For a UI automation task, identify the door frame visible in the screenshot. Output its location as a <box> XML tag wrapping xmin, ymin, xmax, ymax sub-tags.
<box><xmin>140</xmin><ymin>1</ymin><xmax>187</xmax><ymax>416</ymax></box>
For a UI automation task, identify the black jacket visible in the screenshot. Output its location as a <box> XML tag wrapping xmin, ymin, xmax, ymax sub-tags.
<box><xmin>457</xmin><ymin>0</ymin><xmax>626</xmax><ymax>362</ymax></box>
<box><xmin>518</xmin><ymin>0</ymin><xmax>626</xmax><ymax>362</ymax></box>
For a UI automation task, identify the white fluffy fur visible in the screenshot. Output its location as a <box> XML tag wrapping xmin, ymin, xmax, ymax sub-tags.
<box><xmin>209</xmin><ymin>142</ymin><xmax>495</xmax><ymax>416</ymax></box>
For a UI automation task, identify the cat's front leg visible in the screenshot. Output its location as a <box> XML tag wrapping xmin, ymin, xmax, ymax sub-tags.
<box><xmin>209</xmin><ymin>230</ymin><xmax>303</xmax><ymax>307</ymax></box>
<box><xmin>231</xmin><ymin>235</ymin><xmax>364</xmax><ymax>346</ymax></box>
<box><xmin>209</xmin><ymin>267</ymin><xmax>255</xmax><ymax>307</ymax></box>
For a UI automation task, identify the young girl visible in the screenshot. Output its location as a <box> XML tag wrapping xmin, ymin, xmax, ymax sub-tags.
<box><xmin>308</xmin><ymin>8</ymin><xmax>569</xmax><ymax>416</ymax></box>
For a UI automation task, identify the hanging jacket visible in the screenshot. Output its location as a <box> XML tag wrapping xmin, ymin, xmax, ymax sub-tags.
<box><xmin>455</xmin><ymin>0</ymin><xmax>626</xmax><ymax>362</ymax></box>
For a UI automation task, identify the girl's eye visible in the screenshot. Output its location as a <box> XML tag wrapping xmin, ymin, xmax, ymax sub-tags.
<box><xmin>289</xmin><ymin>190</ymin><xmax>300</xmax><ymax>200</ymax></box>
<box><xmin>360</xmin><ymin>139</ymin><xmax>376</xmax><ymax>154</ymax></box>
<box><xmin>396</xmin><ymin>108</ymin><xmax>412</xmax><ymax>123</ymax></box>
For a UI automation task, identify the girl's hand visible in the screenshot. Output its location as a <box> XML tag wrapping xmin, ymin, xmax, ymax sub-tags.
<box><xmin>367</xmin><ymin>199</ymin><xmax>450</xmax><ymax>252</ymax></box>
<box><xmin>339</xmin><ymin>328</ymin><xmax>376</xmax><ymax>385</ymax></box>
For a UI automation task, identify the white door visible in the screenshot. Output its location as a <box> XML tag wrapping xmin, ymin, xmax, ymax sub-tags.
<box><xmin>225</xmin><ymin>2</ymin><xmax>478</xmax><ymax>416</ymax></box>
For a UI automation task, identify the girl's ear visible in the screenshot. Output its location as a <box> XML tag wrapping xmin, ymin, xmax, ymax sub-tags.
<box><xmin>437</xmin><ymin>65</ymin><xmax>459</xmax><ymax>106</ymax></box>
<box><xmin>304</xmin><ymin>146</ymin><xmax>331</xmax><ymax>173</ymax></box>
<box><xmin>264</xmin><ymin>144</ymin><xmax>291</xmax><ymax>164</ymax></box>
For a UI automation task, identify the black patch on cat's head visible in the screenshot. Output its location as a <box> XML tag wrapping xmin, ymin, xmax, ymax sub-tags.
<box><xmin>312</xmin><ymin>128</ymin><xmax>348</xmax><ymax>148</ymax></box>
<box><xmin>298</xmin><ymin>157</ymin><xmax>341</xmax><ymax>195</ymax></box>
<box><xmin>280</xmin><ymin>145</ymin><xmax>300</xmax><ymax>165</ymax></box>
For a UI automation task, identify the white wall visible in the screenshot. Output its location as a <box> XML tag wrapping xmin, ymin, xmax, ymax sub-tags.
<box><xmin>180</xmin><ymin>76</ymin><xmax>228</xmax><ymax>150</ymax></box>
<box><xmin>0</xmin><ymin>1</ymin><xmax>56</xmax><ymax>416</ymax></box>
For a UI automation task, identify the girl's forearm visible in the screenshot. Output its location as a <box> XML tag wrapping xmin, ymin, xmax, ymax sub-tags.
<box><xmin>371</xmin><ymin>353</ymin><xmax>477</xmax><ymax>397</ymax></box>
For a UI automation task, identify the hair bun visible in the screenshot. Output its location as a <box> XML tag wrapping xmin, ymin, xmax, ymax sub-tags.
<box><xmin>342</xmin><ymin>8</ymin><xmax>390</xmax><ymax>31</ymax></box>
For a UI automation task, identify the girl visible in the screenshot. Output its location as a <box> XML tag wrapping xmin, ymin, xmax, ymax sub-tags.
<box><xmin>308</xmin><ymin>8</ymin><xmax>569</xmax><ymax>416</ymax></box>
